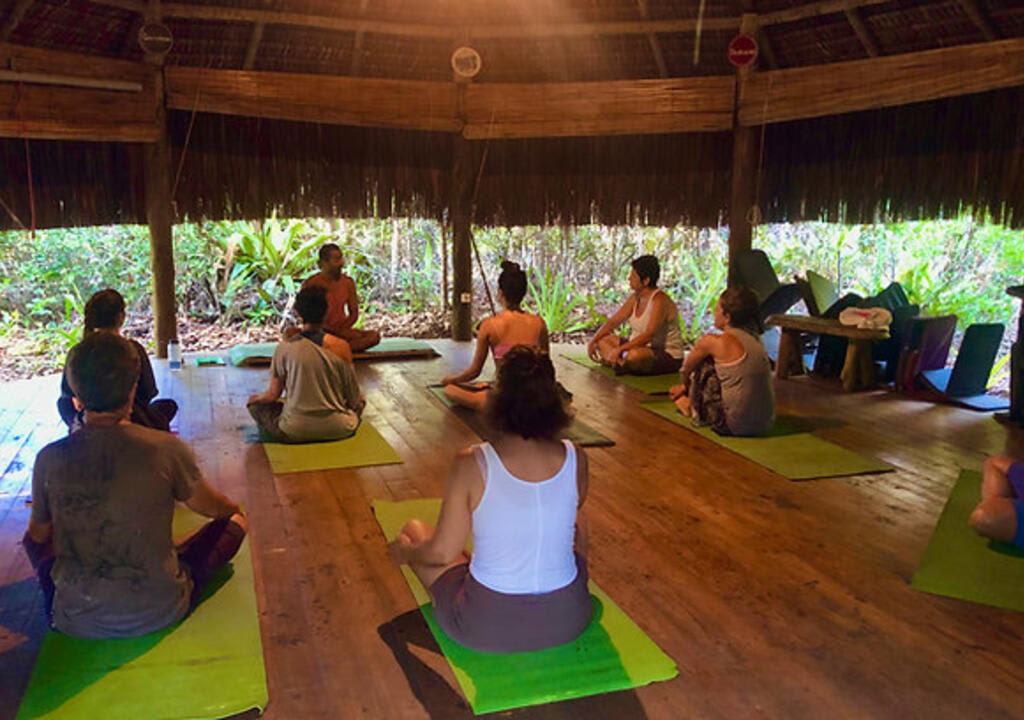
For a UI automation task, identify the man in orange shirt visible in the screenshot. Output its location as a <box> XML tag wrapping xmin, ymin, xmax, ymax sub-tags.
<box><xmin>301</xmin><ymin>243</ymin><xmax>381</xmax><ymax>352</ymax></box>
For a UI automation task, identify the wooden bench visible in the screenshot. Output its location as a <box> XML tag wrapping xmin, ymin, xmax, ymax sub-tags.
<box><xmin>767</xmin><ymin>314</ymin><xmax>889</xmax><ymax>392</ymax></box>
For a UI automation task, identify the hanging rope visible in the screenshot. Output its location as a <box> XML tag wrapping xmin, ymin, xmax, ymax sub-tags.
<box><xmin>747</xmin><ymin>74</ymin><xmax>775</xmax><ymax>228</ymax></box>
<box><xmin>693</xmin><ymin>0</ymin><xmax>707</xmax><ymax>66</ymax></box>
<box><xmin>12</xmin><ymin>83</ymin><xmax>36</xmax><ymax>237</ymax></box>
<box><xmin>468</xmin><ymin>108</ymin><xmax>498</xmax><ymax>316</ymax></box>
<box><xmin>170</xmin><ymin>68</ymin><xmax>204</xmax><ymax>217</ymax></box>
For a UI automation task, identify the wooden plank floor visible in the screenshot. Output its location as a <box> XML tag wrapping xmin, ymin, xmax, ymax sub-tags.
<box><xmin>1</xmin><ymin>340</ymin><xmax>1023</xmax><ymax>720</ymax></box>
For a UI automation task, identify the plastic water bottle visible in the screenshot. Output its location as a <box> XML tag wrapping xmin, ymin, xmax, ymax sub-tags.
<box><xmin>168</xmin><ymin>339</ymin><xmax>182</xmax><ymax>371</ymax></box>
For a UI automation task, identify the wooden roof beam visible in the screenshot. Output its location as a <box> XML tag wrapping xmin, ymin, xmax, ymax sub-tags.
<box><xmin>1</xmin><ymin>0</ymin><xmax>35</xmax><ymax>42</ymax></box>
<box><xmin>739</xmin><ymin>36</ymin><xmax>1024</xmax><ymax>126</ymax></box>
<box><xmin>844</xmin><ymin>6</ymin><xmax>880</xmax><ymax>57</ymax></box>
<box><xmin>956</xmin><ymin>0</ymin><xmax>998</xmax><ymax>42</ymax></box>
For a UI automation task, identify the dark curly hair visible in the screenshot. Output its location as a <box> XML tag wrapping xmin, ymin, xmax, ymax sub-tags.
<box><xmin>83</xmin><ymin>289</ymin><xmax>125</xmax><ymax>332</ymax></box>
<box><xmin>498</xmin><ymin>260</ymin><xmax>528</xmax><ymax>308</ymax></box>
<box><xmin>67</xmin><ymin>331</ymin><xmax>140</xmax><ymax>412</ymax></box>
<box><xmin>720</xmin><ymin>286</ymin><xmax>763</xmax><ymax>334</ymax></box>
<box><xmin>486</xmin><ymin>346</ymin><xmax>570</xmax><ymax>440</ymax></box>
<box><xmin>294</xmin><ymin>285</ymin><xmax>328</xmax><ymax>325</ymax></box>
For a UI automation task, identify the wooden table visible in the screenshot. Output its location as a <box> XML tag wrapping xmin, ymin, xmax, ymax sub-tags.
<box><xmin>767</xmin><ymin>314</ymin><xmax>889</xmax><ymax>391</ymax></box>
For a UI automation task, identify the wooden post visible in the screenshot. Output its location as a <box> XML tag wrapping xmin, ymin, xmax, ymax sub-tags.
<box><xmin>144</xmin><ymin>67</ymin><xmax>176</xmax><ymax>357</ymax></box>
<box><xmin>450</xmin><ymin>133</ymin><xmax>474</xmax><ymax>340</ymax></box>
<box><xmin>142</xmin><ymin>2</ymin><xmax>176</xmax><ymax>357</ymax></box>
<box><xmin>728</xmin><ymin>11</ymin><xmax>760</xmax><ymax>286</ymax></box>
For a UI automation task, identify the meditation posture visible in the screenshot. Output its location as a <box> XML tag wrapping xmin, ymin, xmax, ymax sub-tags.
<box><xmin>302</xmin><ymin>242</ymin><xmax>381</xmax><ymax>352</ymax></box>
<box><xmin>587</xmin><ymin>255</ymin><xmax>684</xmax><ymax>375</ymax></box>
<box><xmin>58</xmin><ymin>288</ymin><xmax>177</xmax><ymax>432</ymax></box>
<box><xmin>669</xmin><ymin>286</ymin><xmax>775</xmax><ymax>436</ymax></box>
<box><xmin>389</xmin><ymin>346</ymin><xmax>593</xmax><ymax>653</ymax></box>
<box><xmin>24</xmin><ymin>331</ymin><xmax>247</xmax><ymax>638</ymax></box>
<box><xmin>248</xmin><ymin>285</ymin><xmax>365</xmax><ymax>443</ymax></box>
<box><xmin>441</xmin><ymin>261</ymin><xmax>549</xmax><ymax>411</ymax></box>
<box><xmin>968</xmin><ymin>455</ymin><xmax>1024</xmax><ymax>548</ymax></box>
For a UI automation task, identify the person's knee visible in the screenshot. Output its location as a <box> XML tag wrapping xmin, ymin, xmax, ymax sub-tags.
<box><xmin>986</xmin><ymin>455</ymin><xmax>1014</xmax><ymax>476</ymax></box>
<box><xmin>229</xmin><ymin>512</ymin><xmax>249</xmax><ymax>535</ymax></box>
<box><xmin>400</xmin><ymin>518</ymin><xmax>432</xmax><ymax>543</ymax></box>
<box><xmin>968</xmin><ymin>500</ymin><xmax>1015</xmax><ymax>542</ymax></box>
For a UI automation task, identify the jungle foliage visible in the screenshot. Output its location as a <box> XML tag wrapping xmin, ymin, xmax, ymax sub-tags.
<box><xmin>1</xmin><ymin>216</ymin><xmax>1021</xmax><ymax>375</ymax></box>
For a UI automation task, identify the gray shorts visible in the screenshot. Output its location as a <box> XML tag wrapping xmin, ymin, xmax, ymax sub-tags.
<box><xmin>429</xmin><ymin>554</ymin><xmax>593</xmax><ymax>654</ymax></box>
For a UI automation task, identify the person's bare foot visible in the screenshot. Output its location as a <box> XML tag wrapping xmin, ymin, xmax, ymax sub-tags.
<box><xmin>674</xmin><ymin>394</ymin><xmax>691</xmax><ymax>416</ymax></box>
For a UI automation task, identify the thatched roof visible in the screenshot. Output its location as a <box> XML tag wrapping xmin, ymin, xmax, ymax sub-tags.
<box><xmin>2</xmin><ymin>0</ymin><xmax>1024</xmax><ymax>229</ymax></box>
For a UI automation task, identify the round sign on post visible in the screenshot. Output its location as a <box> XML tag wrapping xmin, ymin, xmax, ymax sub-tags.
<box><xmin>727</xmin><ymin>34</ymin><xmax>758</xmax><ymax>68</ymax></box>
<box><xmin>451</xmin><ymin>46</ymin><xmax>482</xmax><ymax>79</ymax></box>
<box><xmin>138</xmin><ymin>22</ymin><xmax>174</xmax><ymax>56</ymax></box>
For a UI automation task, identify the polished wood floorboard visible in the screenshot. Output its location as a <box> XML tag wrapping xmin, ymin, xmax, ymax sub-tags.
<box><xmin>1</xmin><ymin>340</ymin><xmax>1022</xmax><ymax>719</ymax></box>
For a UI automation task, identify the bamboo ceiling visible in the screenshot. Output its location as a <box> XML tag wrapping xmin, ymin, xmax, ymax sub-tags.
<box><xmin>1</xmin><ymin>0</ymin><xmax>1023</xmax><ymax>229</ymax></box>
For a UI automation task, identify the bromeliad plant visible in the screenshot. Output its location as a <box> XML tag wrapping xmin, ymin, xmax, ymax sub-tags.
<box><xmin>528</xmin><ymin>268</ymin><xmax>592</xmax><ymax>335</ymax></box>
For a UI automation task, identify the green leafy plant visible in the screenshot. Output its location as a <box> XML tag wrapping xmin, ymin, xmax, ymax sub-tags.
<box><xmin>670</xmin><ymin>254</ymin><xmax>728</xmax><ymax>344</ymax></box>
<box><xmin>528</xmin><ymin>268</ymin><xmax>591</xmax><ymax>334</ymax></box>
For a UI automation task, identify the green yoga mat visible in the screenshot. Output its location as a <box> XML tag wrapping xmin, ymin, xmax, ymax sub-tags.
<box><xmin>227</xmin><ymin>342</ymin><xmax>276</xmax><ymax>367</ymax></box>
<box><xmin>427</xmin><ymin>386</ymin><xmax>614</xmax><ymax>447</ymax></box>
<box><xmin>15</xmin><ymin>509</ymin><xmax>267</xmax><ymax>720</ymax></box>
<box><xmin>911</xmin><ymin>469</ymin><xmax>1024</xmax><ymax>611</ymax></box>
<box><xmin>564</xmin><ymin>353</ymin><xmax>678</xmax><ymax>395</ymax></box>
<box><xmin>259</xmin><ymin>421</ymin><xmax>402</xmax><ymax>473</ymax></box>
<box><xmin>372</xmin><ymin>498</ymin><xmax>677</xmax><ymax>714</ymax></box>
<box><xmin>640</xmin><ymin>400</ymin><xmax>893</xmax><ymax>480</ymax></box>
<box><xmin>354</xmin><ymin>337</ymin><xmax>439</xmax><ymax>360</ymax></box>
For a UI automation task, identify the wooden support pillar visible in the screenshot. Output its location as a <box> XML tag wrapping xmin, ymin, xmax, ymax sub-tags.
<box><xmin>728</xmin><ymin>11</ymin><xmax>760</xmax><ymax>285</ymax></box>
<box><xmin>144</xmin><ymin>67</ymin><xmax>176</xmax><ymax>357</ymax></box>
<box><xmin>450</xmin><ymin>133</ymin><xmax>474</xmax><ymax>340</ymax></box>
<box><xmin>142</xmin><ymin>2</ymin><xmax>176</xmax><ymax>358</ymax></box>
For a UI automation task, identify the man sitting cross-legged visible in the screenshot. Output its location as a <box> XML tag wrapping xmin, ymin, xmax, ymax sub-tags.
<box><xmin>248</xmin><ymin>284</ymin><xmax>366</xmax><ymax>443</ymax></box>
<box><xmin>23</xmin><ymin>331</ymin><xmax>247</xmax><ymax>638</ymax></box>
<box><xmin>301</xmin><ymin>242</ymin><xmax>381</xmax><ymax>352</ymax></box>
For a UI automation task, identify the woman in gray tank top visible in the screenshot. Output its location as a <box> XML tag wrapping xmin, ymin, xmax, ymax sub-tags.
<box><xmin>669</xmin><ymin>287</ymin><xmax>775</xmax><ymax>436</ymax></box>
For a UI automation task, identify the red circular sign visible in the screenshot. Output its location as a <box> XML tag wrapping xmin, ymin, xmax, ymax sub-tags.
<box><xmin>727</xmin><ymin>34</ymin><xmax>759</xmax><ymax>68</ymax></box>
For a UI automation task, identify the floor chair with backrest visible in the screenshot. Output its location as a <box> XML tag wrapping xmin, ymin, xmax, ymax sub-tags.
<box><xmin>918</xmin><ymin>323</ymin><xmax>1009</xmax><ymax>411</ymax></box>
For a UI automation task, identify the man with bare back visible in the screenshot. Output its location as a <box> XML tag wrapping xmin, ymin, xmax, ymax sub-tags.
<box><xmin>301</xmin><ymin>243</ymin><xmax>381</xmax><ymax>352</ymax></box>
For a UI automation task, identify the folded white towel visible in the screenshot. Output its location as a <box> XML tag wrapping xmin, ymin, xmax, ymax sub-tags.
<box><xmin>838</xmin><ymin>306</ymin><xmax>893</xmax><ymax>330</ymax></box>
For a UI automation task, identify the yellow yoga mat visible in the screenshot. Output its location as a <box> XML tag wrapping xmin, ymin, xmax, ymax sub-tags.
<box><xmin>259</xmin><ymin>421</ymin><xmax>402</xmax><ymax>473</ymax></box>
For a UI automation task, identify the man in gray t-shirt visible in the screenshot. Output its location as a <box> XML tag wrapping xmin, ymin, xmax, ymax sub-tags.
<box><xmin>247</xmin><ymin>285</ymin><xmax>364</xmax><ymax>443</ymax></box>
<box><xmin>25</xmin><ymin>331</ymin><xmax>247</xmax><ymax>638</ymax></box>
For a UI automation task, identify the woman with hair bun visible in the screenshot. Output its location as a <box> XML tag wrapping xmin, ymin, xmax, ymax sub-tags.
<box><xmin>669</xmin><ymin>286</ymin><xmax>775</xmax><ymax>436</ymax></box>
<box><xmin>441</xmin><ymin>260</ymin><xmax>549</xmax><ymax>410</ymax></box>
<box><xmin>390</xmin><ymin>346</ymin><xmax>593</xmax><ymax>653</ymax></box>
<box><xmin>57</xmin><ymin>289</ymin><xmax>178</xmax><ymax>432</ymax></box>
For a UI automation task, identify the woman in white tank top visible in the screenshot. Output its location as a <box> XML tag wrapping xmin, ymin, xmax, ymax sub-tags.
<box><xmin>587</xmin><ymin>255</ymin><xmax>684</xmax><ymax>375</ymax></box>
<box><xmin>389</xmin><ymin>347</ymin><xmax>593</xmax><ymax>653</ymax></box>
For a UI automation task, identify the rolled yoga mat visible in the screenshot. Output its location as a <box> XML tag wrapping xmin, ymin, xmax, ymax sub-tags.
<box><xmin>15</xmin><ymin>508</ymin><xmax>267</xmax><ymax>720</ymax></box>
<box><xmin>372</xmin><ymin>498</ymin><xmax>678</xmax><ymax>714</ymax></box>
<box><xmin>252</xmin><ymin>421</ymin><xmax>403</xmax><ymax>473</ymax></box>
<box><xmin>639</xmin><ymin>399</ymin><xmax>893</xmax><ymax>481</ymax></box>
<box><xmin>911</xmin><ymin>469</ymin><xmax>1024</xmax><ymax>611</ymax></box>
<box><xmin>353</xmin><ymin>337</ymin><xmax>439</xmax><ymax>360</ymax></box>
<box><xmin>564</xmin><ymin>353</ymin><xmax>678</xmax><ymax>395</ymax></box>
<box><xmin>427</xmin><ymin>385</ymin><xmax>614</xmax><ymax>447</ymax></box>
<box><xmin>227</xmin><ymin>342</ymin><xmax>277</xmax><ymax>367</ymax></box>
